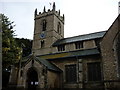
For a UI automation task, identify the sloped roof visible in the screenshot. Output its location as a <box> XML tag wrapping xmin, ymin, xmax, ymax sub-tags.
<box><xmin>35</xmin><ymin>57</ymin><xmax>62</xmax><ymax>72</ymax></box>
<box><xmin>38</xmin><ymin>48</ymin><xmax>100</xmax><ymax>60</ymax></box>
<box><xmin>21</xmin><ymin>55</ymin><xmax>62</xmax><ymax>72</ymax></box>
<box><xmin>101</xmin><ymin>14</ymin><xmax>120</xmax><ymax>40</ymax></box>
<box><xmin>53</xmin><ymin>31</ymin><xmax>106</xmax><ymax>46</ymax></box>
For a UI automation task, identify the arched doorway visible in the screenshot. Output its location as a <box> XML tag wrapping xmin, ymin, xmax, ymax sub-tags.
<box><xmin>26</xmin><ymin>67</ymin><xmax>38</xmax><ymax>90</ymax></box>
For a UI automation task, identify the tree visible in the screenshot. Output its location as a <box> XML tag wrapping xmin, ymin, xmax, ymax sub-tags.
<box><xmin>1</xmin><ymin>14</ymin><xmax>22</xmax><ymax>87</ymax></box>
<box><xmin>1</xmin><ymin>14</ymin><xmax>21</xmax><ymax>69</ymax></box>
<box><xmin>15</xmin><ymin>38</ymin><xmax>32</xmax><ymax>57</ymax></box>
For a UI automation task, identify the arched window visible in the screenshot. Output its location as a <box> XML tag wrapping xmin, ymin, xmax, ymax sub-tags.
<box><xmin>42</xmin><ymin>20</ymin><xmax>47</xmax><ymax>31</ymax></box>
<box><xmin>117</xmin><ymin>35</ymin><xmax>120</xmax><ymax>73</ymax></box>
<box><xmin>57</xmin><ymin>22</ymin><xmax>61</xmax><ymax>34</ymax></box>
<box><xmin>113</xmin><ymin>32</ymin><xmax>120</xmax><ymax>77</ymax></box>
<box><xmin>115</xmin><ymin>33</ymin><xmax>120</xmax><ymax>76</ymax></box>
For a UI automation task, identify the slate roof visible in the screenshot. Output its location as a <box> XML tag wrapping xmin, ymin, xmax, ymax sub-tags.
<box><xmin>53</xmin><ymin>31</ymin><xmax>106</xmax><ymax>46</ymax></box>
<box><xmin>21</xmin><ymin>55</ymin><xmax>62</xmax><ymax>72</ymax></box>
<box><xmin>38</xmin><ymin>48</ymin><xmax>100</xmax><ymax>60</ymax></box>
<box><xmin>35</xmin><ymin>57</ymin><xmax>62</xmax><ymax>72</ymax></box>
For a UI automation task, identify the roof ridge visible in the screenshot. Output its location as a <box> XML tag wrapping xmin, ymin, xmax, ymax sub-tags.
<box><xmin>63</xmin><ymin>30</ymin><xmax>107</xmax><ymax>40</ymax></box>
<box><xmin>53</xmin><ymin>30</ymin><xmax>107</xmax><ymax>46</ymax></box>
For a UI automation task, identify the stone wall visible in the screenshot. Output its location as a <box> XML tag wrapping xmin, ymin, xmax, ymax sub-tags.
<box><xmin>100</xmin><ymin>15</ymin><xmax>120</xmax><ymax>88</ymax></box>
<box><xmin>82</xmin><ymin>55</ymin><xmax>103</xmax><ymax>89</ymax></box>
<box><xmin>50</xmin><ymin>55</ymin><xmax>103</xmax><ymax>89</ymax></box>
<box><xmin>51</xmin><ymin>57</ymin><xmax>78</xmax><ymax>88</ymax></box>
<box><xmin>9</xmin><ymin>66</ymin><xmax>19</xmax><ymax>85</ymax></box>
<box><xmin>47</xmin><ymin>71</ymin><xmax>61</xmax><ymax>88</ymax></box>
<box><xmin>13</xmin><ymin>59</ymin><xmax>48</xmax><ymax>89</ymax></box>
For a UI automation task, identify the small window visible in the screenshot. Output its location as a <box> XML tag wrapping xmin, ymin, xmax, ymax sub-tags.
<box><xmin>95</xmin><ymin>39</ymin><xmax>101</xmax><ymax>47</ymax></box>
<box><xmin>20</xmin><ymin>70</ymin><xmax>23</xmax><ymax>77</ymax></box>
<box><xmin>42</xmin><ymin>20</ymin><xmax>47</xmax><ymax>31</ymax></box>
<box><xmin>57</xmin><ymin>22</ymin><xmax>61</xmax><ymax>34</ymax></box>
<box><xmin>42</xmin><ymin>69</ymin><xmax>46</xmax><ymax>75</ymax></box>
<box><xmin>75</xmin><ymin>41</ymin><xmax>83</xmax><ymax>49</ymax></box>
<box><xmin>57</xmin><ymin>45</ymin><xmax>65</xmax><ymax>51</ymax></box>
<box><xmin>65</xmin><ymin>64</ymin><xmax>77</xmax><ymax>83</ymax></box>
<box><xmin>87</xmin><ymin>62</ymin><xmax>102</xmax><ymax>81</ymax></box>
<box><xmin>41</xmin><ymin>40</ymin><xmax>45</xmax><ymax>48</ymax></box>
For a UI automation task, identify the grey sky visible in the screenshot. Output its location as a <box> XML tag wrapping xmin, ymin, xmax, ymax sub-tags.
<box><xmin>0</xmin><ymin>0</ymin><xmax>120</xmax><ymax>39</ymax></box>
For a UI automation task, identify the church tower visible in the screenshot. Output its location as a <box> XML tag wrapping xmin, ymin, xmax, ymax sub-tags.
<box><xmin>32</xmin><ymin>2</ymin><xmax>64</xmax><ymax>55</ymax></box>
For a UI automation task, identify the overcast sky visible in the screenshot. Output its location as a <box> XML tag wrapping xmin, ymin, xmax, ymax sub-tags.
<box><xmin>0</xmin><ymin>0</ymin><xmax>120</xmax><ymax>39</ymax></box>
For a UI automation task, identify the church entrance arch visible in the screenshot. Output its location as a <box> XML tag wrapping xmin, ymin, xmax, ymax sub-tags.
<box><xmin>26</xmin><ymin>67</ymin><xmax>39</xmax><ymax>90</ymax></box>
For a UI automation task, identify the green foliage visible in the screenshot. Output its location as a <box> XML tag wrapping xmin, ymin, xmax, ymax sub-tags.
<box><xmin>15</xmin><ymin>38</ymin><xmax>32</xmax><ymax>57</ymax></box>
<box><xmin>1</xmin><ymin>14</ymin><xmax>33</xmax><ymax>88</ymax></box>
<box><xmin>1</xmin><ymin>14</ymin><xmax>21</xmax><ymax>69</ymax></box>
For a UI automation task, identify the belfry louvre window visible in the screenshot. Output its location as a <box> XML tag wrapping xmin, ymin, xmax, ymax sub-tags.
<box><xmin>75</xmin><ymin>41</ymin><xmax>83</xmax><ymax>49</ymax></box>
<box><xmin>57</xmin><ymin>45</ymin><xmax>65</xmax><ymax>51</ymax></box>
<box><xmin>57</xmin><ymin>22</ymin><xmax>61</xmax><ymax>34</ymax></box>
<box><xmin>65</xmin><ymin>64</ymin><xmax>77</xmax><ymax>83</ymax></box>
<box><xmin>42</xmin><ymin>20</ymin><xmax>47</xmax><ymax>31</ymax></box>
<box><xmin>87</xmin><ymin>62</ymin><xmax>102</xmax><ymax>81</ymax></box>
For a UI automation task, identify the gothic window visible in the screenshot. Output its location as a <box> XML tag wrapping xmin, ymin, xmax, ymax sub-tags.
<box><xmin>87</xmin><ymin>62</ymin><xmax>102</xmax><ymax>81</ymax></box>
<box><xmin>57</xmin><ymin>22</ymin><xmax>61</xmax><ymax>34</ymax></box>
<box><xmin>57</xmin><ymin>44</ymin><xmax>65</xmax><ymax>51</ymax></box>
<box><xmin>75</xmin><ymin>41</ymin><xmax>83</xmax><ymax>49</ymax></box>
<box><xmin>42</xmin><ymin>20</ymin><xmax>47</xmax><ymax>31</ymax></box>
<box><xmin>65</xmin><ymin>64</ymin><xmax>77</xmax><ymax>83</ymax></box>
<box><xmin>41</xmin><ymin>40</ymin><xmax>45</xmax><ymax>48</ymax></box>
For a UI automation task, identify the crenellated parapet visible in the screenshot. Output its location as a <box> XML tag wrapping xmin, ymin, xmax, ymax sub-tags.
<box><xmin>34</xmin><ymin>2</ymin><xmax>64</xmax><ymax>23</ymax></box>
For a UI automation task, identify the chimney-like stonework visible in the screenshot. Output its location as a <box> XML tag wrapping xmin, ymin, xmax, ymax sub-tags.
<box><xmin>118</xmin><ymin>1</ymin><xmax>120</xmax><ymax>14</ymax></box>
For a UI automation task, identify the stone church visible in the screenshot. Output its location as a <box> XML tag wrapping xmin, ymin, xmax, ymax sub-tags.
<box><xmin>9</xmin><ymin>2</ymin><xmax>120</xmax><ymax>90</ymax></box>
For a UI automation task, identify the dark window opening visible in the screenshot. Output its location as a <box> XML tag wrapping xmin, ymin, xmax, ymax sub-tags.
<box><xmin>42</xmin><ymin>69</ymin><xmax>46</xmax><ymax>75</ymax></box>
<box><xmin>57</xmin><ymin>45</ymin><xmax>65</xmax><ymax>51</ymax></box>
<box><xmin>75</xmin><ymin>41</ymin><xmax>83</xmax><ymax>49</ymax></box>
<box><xmin>87</xmin><ymin>62</ymin><xmax>102</xmax><ymax>81</ymax></box>
<box><xmin>20</xmin><ymin>70</ymin><xmax>23</xmax><ymax>77</ymax></box>
<box><xmin>42</xmin><ymin>20</ymin><xmax>47</xmax><ymax>31</ymax></box>
<box><xmin>95</xmin><ymin>39</ymin><xmax>101</xmax><ymax>49</ymax></box>
<box><xmin>41</xmin><ymin>40</ymin><xmax>45</xmax><ymax>48</ymax></box>
<box><xmin>57</xmin><ymin>22</ymin><xmax>61</xmax><ymax>34</ymax></box>
<box><xmin>65</xmin><ymin>64</ymin><xmax>77</xmax><ymax>83</ymax></box>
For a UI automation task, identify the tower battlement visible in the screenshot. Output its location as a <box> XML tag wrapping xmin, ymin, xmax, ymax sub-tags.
<box><xmin>34</xmin><ymin>2</ymin><xmax>64</xmax><ymax>23</ymax></box>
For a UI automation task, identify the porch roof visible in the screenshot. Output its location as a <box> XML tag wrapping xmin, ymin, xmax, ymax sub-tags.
<box><xmin>35</xmin><ymin>57</ymin><xmax>62</xmax><ymax>72</ymax></box>
<box><xmin>21</xmin><ymin>55</ymin><xmax>62</xmax><ymax>72</ymax></box>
